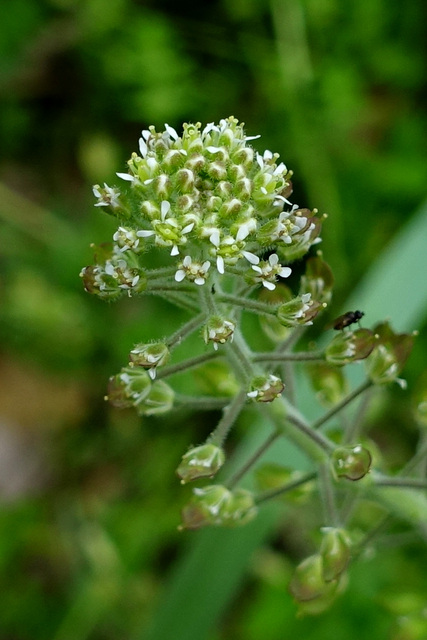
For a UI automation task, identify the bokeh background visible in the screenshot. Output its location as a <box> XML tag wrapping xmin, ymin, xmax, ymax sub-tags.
<box><xmin>1</xmin><ymin>0</ymin><xmax>427</xmax><ymax>639</ymax></box>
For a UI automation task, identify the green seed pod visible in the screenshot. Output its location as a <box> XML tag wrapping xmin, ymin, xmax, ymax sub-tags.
<box><xmin>331</xmin><ymin>444</ymin><xmax>372</xmax><ymax>481</ymax></box>
<box><xmin>320</xmin><ymin>528</ymin><xmax>351</xmax><ymax>582</ymax></box>
<box><xmin>176</xmin><ymin>444</ymin><xmax>226</xmax><ymax>483</ymax></box>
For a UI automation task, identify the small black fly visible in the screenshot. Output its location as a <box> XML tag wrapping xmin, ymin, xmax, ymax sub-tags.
<box><xmin>333</xmin><ymin>310</ymin><xmax>364</xmax><ymax>331</ymax></box>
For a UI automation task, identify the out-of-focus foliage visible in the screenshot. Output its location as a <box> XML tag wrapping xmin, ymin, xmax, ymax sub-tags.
<box><xmin>0</xmin><ymin>0</ymin><xmax>426</xmax><ymax>639</ymax></box>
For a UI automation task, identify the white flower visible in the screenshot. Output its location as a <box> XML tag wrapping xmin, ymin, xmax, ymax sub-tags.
<box><xmin>93</xmin><ymin>183</ymin><xmax>121</xmax><ymax>208</ymax></box>
<box><xmin>251</xmin><ymin>253</ymin><xmax>291</xmax><ymax>290</ymax></box>
<box><xmin>175</xmin><ymin>256</ymin><xmax>211</xmax><ymax>286</ymax></box>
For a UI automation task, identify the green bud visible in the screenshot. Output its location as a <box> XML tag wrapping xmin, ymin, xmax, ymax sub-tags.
<box><xmin>176</xmin><ymin>168</ymin><xmax>195</xmax><ymax>192</ymax></box>
<box><xmin>129</xmin><ymin>342</ymin><xmax>170</xmax><ymax>378</ymax></box>
<box><xmin>289</xmin><ymin>554</ymin><xmax>337</xmax><ymax>603</ymax></box>
<box><xmin>366</xmin><ymin>322</ymin><xmax>415</xmax><ymax>386</ymax></box>
<box><xmin>331</xmin><ymin>444</ymin><xmax>372</xmax><ymax>481</ymax></box>
<box><xmin>320</xmin><ymin>528</ymin><xmax>351</xmax><ymax>582</ymax></box>
<box><xmin>134</xmin><ymin>380</ymin><xmax>174</xmax><ymax>416</ymax></box>
<box><xmin>325</xmin><ymin>329</ymin><xmax>376</xmax><ymax>366</ymax></box>
<box><xmin>247</xmin><ymin>374</ymin><xmax>285</xmax><ymax>402</ymax></box>
<box><xmin>176</xmin><ymin>444</ymin><xmax>225</xmax><ymax>483</ymax></box>
<box><xmin>277</xmin><ymin>294</ymin><xmax>322</xmax><ymax>327</ymax></box>
<box><xmin>107</xmin><ymin>367</ymin><xmax>151</xmax><ymax>408</ymax></box>
<box><xmin>203</xmin><ymin>316</ymin><xmax>235</xmax><ymax>350</ymax></box>
<box><xmin>180</xmin><ymin>485</ymin><xmax>257</xmax><ymax>530</ymax></box>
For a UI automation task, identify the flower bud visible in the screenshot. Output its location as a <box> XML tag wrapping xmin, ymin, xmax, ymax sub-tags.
<box><xmin>176</xmin><ymin>444</ymin><xmax>225</xmax><ymax>483</ymax></box>
<box><xmin>320</xmin><ymin>528</ymin><xmax>351</xmax><ymax>582</ymax></box>
<box><xmin>247</xmin><ymin>374</ymin><xmax>285</xmax><ymax>402</ymax></box>
<box><xmin>203</xmin><ymin>316</ymin><xmax>235</xmax><ymax>350</ymax></box>
<box><xmin>289</xmin><ymin>554</ymin><xmax>336</xmax><ymax>602</ymax></box>
<box><xmin>180</xmin><ymin>485</ymin><xmax>257</xmax><ymax>530</ymax></box>
<box><xmin>207</xmin><ymin>160</ymin><xmax>227</xmax><ymax>181</ymax></box>
<box><xmin>325</xmin><ymin>329</ymin><xmax>376</xmax><ymax>365</ymax></box>
<box><xmin>176</xmin><ymin>168</ymin><xmax>195</xmax><ymax>192</ymax></box>
<box><xmin>107</xmin><ymin>367</ymin><xmax>151</xmax><ymax>408</ymax></box>
<box><xmin>331</xmin><ymin>444</ymin><xmax>372</xmax><ymax>481</ymax></box>
<box><xmin>366</xmin><ymin>322</ymin><xmax>415</xmax><ymax>386</ymax></box>
<box><xmin>153</xmin><ymin>174</ymin><xmax>172</xmax><ymax>198</ymax></box>
<box><xmin>134</xmin><ymin>380</ymin><xmax>174</xmax><ymax>416</ymax></box>
<box><xmin>308</xmin><ymin>363</ymin><xmax>349</xmax><ymax>406</ymax></box>
<box><xmin>129</xmin><ymin>342</ymin><xmax>170</xmax><ymax>378</ymax></box>
<box><xmin>276</xmin><ymin>293</ymin><xmax>321</xmax><ymax>327</ymax></box>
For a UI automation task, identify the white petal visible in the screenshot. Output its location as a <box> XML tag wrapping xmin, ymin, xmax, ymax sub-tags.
<box><xmin>216</xmin><ymin>256</ymin><xmax>225</xmax><ymax>274</ymax></box>
<box><xmin>202</xmin><ymin>122</ymin><xmax>217</xmax><ymax>135</ymax></box>
<box><xmin>202</xmin><ymin>261</ymin><xmax>211</xmax><ymax>272</ymax></box>
<box><xmin>236</xmin><ymin>224</ymin><xmax>250</xmax><ymax>242</ymax></box>
<box><xmin>245</xmin><ymin>134</ymin><xmax>261</xmax><ymax>141</ymax></box>
<box><xmin>161</xmin><ymin>201</ymin><xmax>171</xmax><ymax>220</ymax></box>
<box><xmin>247</xmin><ymin>391</ymin><xmax>258</xmax><ymax>398</ymax></box>
<box><xmin>209</xmin><ymin>230</ymin><xmax>220</xmax><ymax>247</ymax></box>
<box><xmin>194</xmin><ymin>277</ymin><xmax>205</xmax><ymax>285</ymax></box>
<box><xmin>92</xmin><ymin>186</ymin><xmax>101</xmax><ymax>198</ymax></box>
<box><xmin>263</xmin><ymin>150</ymin><xmax>273</xmax><ymax>160</ymax></box>
<box><xmin>269</xmin><ymin>253</ymin><xmax>279</xmax><ymax>266</ymax></box>
<box><xmin>242</xmin><ymin>251</ymin><xmax>260</xmax><ymax>265</ymax></box>
<box><xmin>148</xmin><ymin>368</ymin><xmax>157</xmax><ymax>380</ymax></box>
<box><xmin>165</xmin><ymin>123</ymin><xmax>179</xmax><ymax>140</ymax></box>
<box><xmin>139</xmin><ymin>137</ymin><xmax>148</xmax><ymax>157</ymax></box>
<box><xmin>256</xmin><ymin>154</ymin><xmax>264</xmax><ymax>169</ymax></box>
<box><xmin>206</xmin><ymin>146</ymin><xmax>222</xmax><ymax>153</ymax></box>
<box><xmin>279</xmin><ymin>267</ymin><xmax>292</xmax><ymax>278</ymax></box>
<box><xmin>136</xmin><ymin>229</ymin><xmax>155</xmax><ymax>237</ymax></box>
<box><xmin>116</xmin><ymin>172</ymin><xmax>134</xmax><ymax>182</ymax></box>
<box><xmin>263</xmin><ymin>281</ymin><xmax>276</xmax><ymax>290</ymax></box>
<box><xmin>251</xmin><ymin>265</ymin><xmax>262</xmax><ymax>274</ymax></box>
<box><xmin>181</xmin><ymin>223</ymin><xmax>194</xmax><ymax>234</ymax></box>
<box><xmin>143</xmin><ymin>178</ymin><xmax>154</xmax><ymax>185</ymax></box>
<box><xmin>301</xmin><ymin>293</ymin><xmax>312</xmax><ymax>303</ymax></box>
<box><xmin>183</xmin><ymin>255</ymin><xmax>192</xmax><ymax>267</ymax></box>
<box><xmin>175</xmin><ymin>270</ymin><xmax>186</xmax><ymax>282</ymax></box>
<box><xmin>260</xmin><ymin>187</ymin><xmax>268</xmax><ymax>195</ymax></box>
<box><xmin>141</xmin><ymin>129</ymin><xmax>150</xmax><ymax>141</ymax></box>
<box><xmin>132</xmin><ymin>275</ymin><xmax>140</xmax><ymax>286</ymax></box>
<box><xmin>170</xmin><ymin>245</ymin><xmax>179</xmax><ymax>256</ymax></box>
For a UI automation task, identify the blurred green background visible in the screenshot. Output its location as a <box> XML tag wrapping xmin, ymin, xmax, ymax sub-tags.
<box><xmin>1</xmin><ymin>0</ymin><xmax>426</xmax><ymax>638</ymax></box>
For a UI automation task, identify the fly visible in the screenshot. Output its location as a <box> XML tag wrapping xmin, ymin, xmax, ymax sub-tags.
<box><xmin>333</xmin><ymin>310</ymin><xmax>364</xmax><ymax>331</ymax></box>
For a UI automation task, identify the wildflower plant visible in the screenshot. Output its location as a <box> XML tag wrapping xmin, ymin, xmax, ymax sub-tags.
<box><xmin>81</xmin><ymin>117</ymin><xmax>422</xmax><ymax>614</ymax></box>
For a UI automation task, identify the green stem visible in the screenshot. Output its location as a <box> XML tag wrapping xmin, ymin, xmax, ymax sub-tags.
<box><xmin>215</xmin><ymin>293</ymin><xmax>277</xmax><ymax>317</ymax></box>
<box><xmin>318</xmin><ymin>460</ymin><xmax>339</xmax><ymax>527</ymax></box>
<box><xmin>374</xmin><ymin>477</ymin><xmax>427</xmax><ymax>490</ymax></box>
<box><xmin>166</xmin><ymin>312</ymin><xmax>207</xmax><ymax>349</ymax></box>
<box><xmin>225</xmin><ymin>429</ymin><xmax>281</xmax><ymax>489</ymax></box>
<box><xmin>255</xmin><ymin>470</ymin><xmax>317</xmax><ymax>504</ymax></box>
<box><xmin>208</xmin><ymin>390</ymin><xmax>249</xmax><ymax>448</ymax></box>
<box><xmin>253</xmin><ymin>350</ymin><xmax>325</xmax><ymax>363</ymax></box>
<box><xmin>157</xmin><ymin>351</ymin><xmax>219</xmax><ymax>380</ymax></box>
<box><xmin>173</xmin><ymin>394</ymin><xmax>231</xmax><ymax>410</ymax></box>
<box><xmin>266</xmin><ymin>397</ymin><xmax>335</xmax><ymax>460</ymax></box>
<box><xmin>311</xmin><ymin>379</ymin><xmax>373</xmax><ymax>431</ymax></box>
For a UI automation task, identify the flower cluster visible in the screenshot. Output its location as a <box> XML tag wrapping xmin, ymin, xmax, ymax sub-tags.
<box><xmin>81</xmin><ymin>117</ymin><xmax>418</xmax><ymax>617</ymax></box>
<box><xmin>81</xmin><ymin>117</ymin><xmax>322</xmax><ymax>296</ymax></box>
